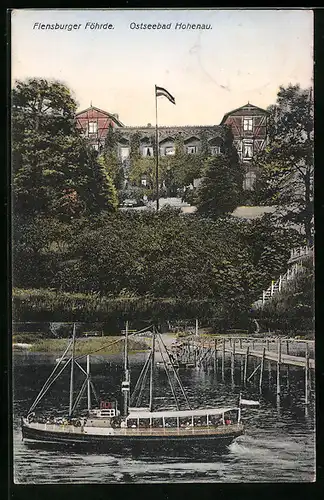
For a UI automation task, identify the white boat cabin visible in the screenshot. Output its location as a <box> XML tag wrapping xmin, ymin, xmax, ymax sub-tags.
<box><xmin>124</xmin><ymin>407</ymin><xmax>240</xmax><ymax>429</ymax></box>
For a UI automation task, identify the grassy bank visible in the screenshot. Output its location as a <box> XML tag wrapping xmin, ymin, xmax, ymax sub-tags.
<box><xmin>13</xmin><ymin>335</ymin><xmax>151</xmax><ymax>355</ymax></box>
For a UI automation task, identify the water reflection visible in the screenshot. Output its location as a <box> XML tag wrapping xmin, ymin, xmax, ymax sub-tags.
<box><xmin>12</xmin><ymin>351</ymin><xmax>316</xmax><ymax>484</ymax></box>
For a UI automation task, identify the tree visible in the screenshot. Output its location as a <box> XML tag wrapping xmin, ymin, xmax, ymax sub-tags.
<box><xmin>252</xmin><ymin>84</ymin><xmax>314</xmax><ymax>244</ymax></box>
<box><xmin>128</xmin><ymin>157</ymin><xmax>155</xmax><ymax>189</ymax></box>
<box><xmin>13</xmin><ymin>210</ymin><xmax>302</xmax><ymax>327</ymax></box>
<box><xmin>130</xmin><ymin>132</ymin><xmax>141</xmax><ymax>161</ymax></box>
<box><xmin>12</xmin><ymin>78</ymin><xmax>118</xmax><ymax>218</ymax></box>
<box><xmin>104</xmin><ymin>122</ymin><xmax>119</xmax><ymax>155</ymax></box>
<box><xmin>223</xmin><ymin>125</ymin><xmax>244</xmax><ymax>192</ymax></box>
<box><xmin>199</xmin><ymin>130</ymin><xmax>210</xmax><ymax>159</ymax></box>
<box><xmin>196</xmin><ymin>154</ymin><xmax>242</xmax><ymax>217</ymax></box>
<box><xmin>195</xmin><ymin>125</ymin><xmax>243</xmax><ymax>217</ymax></box>
<box><xmin>12</xmin><ymin>77</ymin><xmax>77</xmax><ymax>135</ymax></box>
<box><xmin>160</xmin><ymin>135</ymin><xmax>204</xmax><ymax>195</ymax></box>
<box><xmin>99</xmin><ymin>123</ymin><xmax>125</xmax><ymax>191</ymax></box>
<box><xmin>240</xmin><ymin>213</ymin><xmax>304</xmax><ymax>297</ymax></box>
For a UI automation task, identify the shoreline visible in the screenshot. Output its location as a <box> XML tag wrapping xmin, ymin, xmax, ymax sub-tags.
<box><xmin>12</xmin><ymin>336</ymin><xmax>152</xmax><ymax>355</ymax></box>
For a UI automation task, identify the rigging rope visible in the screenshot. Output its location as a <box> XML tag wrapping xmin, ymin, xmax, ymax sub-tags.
<box><xmin>156</xmin><ymin>335</ymin><xmax>180</xmax><ymax>410</ymax></box>
<box><xmin>158</xmin><ymin>333</ymin><xmax>192</xmax><ymax>410</ymax></box>
<box><xmin>28</xmin><ymin>359</ymin><xmax>71</xmax><ymax>414</ymax></box>
<box><xmin>74</xmin><ymin>324</ymin><xmax>154</xmax><ymax>361</ymax></box>
<box><xmin>130</xmin><ymin>350</ymin><xmax>152</xmax><ymax>406</ymax></box>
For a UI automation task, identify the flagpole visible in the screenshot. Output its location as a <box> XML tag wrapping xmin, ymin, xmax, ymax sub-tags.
<box><xmin>155</xmin><ymin>85</ymin><xmax>159</xmax><ymax>212</ymax></box>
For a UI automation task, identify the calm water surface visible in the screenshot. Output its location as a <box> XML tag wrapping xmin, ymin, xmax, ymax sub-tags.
<box><xmin>12</xmin><ymin>348</ymin><xmax>316</xmax><ymax>484</ymax></box>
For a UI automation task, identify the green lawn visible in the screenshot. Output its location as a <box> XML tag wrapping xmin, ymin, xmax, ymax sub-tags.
<box><xmin>13</xmin><ymin>335</ymin><xmax>150</xmax><ymax>354</ymax></box>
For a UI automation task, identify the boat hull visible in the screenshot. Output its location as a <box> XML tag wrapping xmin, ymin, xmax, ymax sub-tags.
<box><xmin>22</xmin><ymin>420</ymin><xmax>243</xmax><ymax>452</ymax></box>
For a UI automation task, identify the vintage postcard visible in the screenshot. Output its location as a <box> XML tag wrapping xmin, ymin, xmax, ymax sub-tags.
<box><xmin>11</xmin><ymin>8</ymin><xmax>315</xmax><ymax>484</ymax></box>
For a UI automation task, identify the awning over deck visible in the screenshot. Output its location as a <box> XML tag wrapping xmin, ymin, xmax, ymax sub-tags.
<box><xmin>126</xmin><ymin>407</ymin><xmax>238</xmax><ymax>420</ymax></box>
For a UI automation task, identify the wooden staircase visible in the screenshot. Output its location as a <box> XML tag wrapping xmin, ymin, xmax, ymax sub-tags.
<box><xmin>253</xmin><ymin>246</ymin><xmax>313</xmax><ymax>309</ymax></box>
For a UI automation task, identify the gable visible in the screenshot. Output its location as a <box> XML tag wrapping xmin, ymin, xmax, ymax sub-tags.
<box><xmin>159</xmin><ymin>136</ymin><xmax>175</xmax><ymax>145</ymax></box>
<box><xmin>75</xmin><ymin>106</ymin><xmax>124</xmax><ymax>127</ymax></box>
<box><xmin>220</xmin><ymin>103</ymin><xmax>269</xmax><ymax>124</ymax></box>
<box><xmin>184</xmin><ymin>136</ymin><xmax>200</xmax><ymax>144</ymax></box>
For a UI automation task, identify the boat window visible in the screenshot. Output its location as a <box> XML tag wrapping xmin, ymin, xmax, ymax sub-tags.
<box><xmin>152</xmin><ymin>418</ymin><xmax>163</xmax><ymax>428</ymax></box>
<box><xmin>208</xmin><ymin>415</ymin><xmax>222</xmax><ymax>426</ymax></box>
<box><xmin>179</xmin><ymin>417</ymin><xmax>192</xmax><ymax>428</ymax></box>
<box><xmin>193</xmin><ymin>416</ymin><xmax>208</xmax><ymax>427</ymax></box>
<box><xmin>224</xmin><ymin>411</ymin><xmax>237</xmax><ymax>424</ymax></box>
<box><xmin>127</xmin><ymin>419</ymin><xmax>138</xmax><ymax>428</ymax></box>
<box><xmin>139</xmin><ymin>418</ymin><xmax>150</xmax><ymax>428</ymax></box>
<box><xmin>164</xmin><ymin>417</ymin><xmax>178</xmax><ymax>428</ymax></box>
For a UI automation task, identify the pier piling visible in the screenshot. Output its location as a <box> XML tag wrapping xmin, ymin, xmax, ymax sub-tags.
<box><xmin>286</xmin><ymin>340</ymin><xmax>290</xmax><ymax>389</ymax></box>
<box><xmin>243</xmin><ymin>346</ymin><xmax>249</xmax><ymax>386</ymax></box>
<box><xmin>276</xmin><ymin>338</ymin><xmax>281</xmax><ymax>397</ymax></box>
<box><xmin>184</xmin><ymin>336</ymin><xmax>314</xmax><ymax>401</ymax></box>
<box><xmin>305</xmin><ymin>342</ymin><xmax>310</xmax><ymax>405</ymax></box>
<box><xmin>231</xmin><ymin>339</ymin><xmax>236</xmax><ymax>385</ymax></box>
<box><xmin>259</xmin><ymin>347</ymin><xmax>265</xmax><ymax>393</ymax></box>
<box><xmin>222</xmin><ymin>339</ymin><xmax>225</xmax><ymax>381</ymax></box>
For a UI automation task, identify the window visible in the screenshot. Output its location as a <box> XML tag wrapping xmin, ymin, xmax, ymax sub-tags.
<box><xmin>142</xmin><ymin>147</ymin><xmax>153</xmax><ymax>157</ymax></box>
<box><xmin>120</xmin><ymin>147</ymin><xmax>130</xmax><ymax>159</ymax></box>
<box><xmin>243</xmin><ymin>142</ymin><xmax>253</xmax><ymax>159</ymax></box>
<box><xmin>88</xmin><ymin>121</ymin><xmax>98</xmax><ymax>134</ymax></box>
<box><xmin>141</xmin><ymin>178</ymin><xmax>147</xmax><ymax>187</ymax></box>
<box><xmin>187</xmin><ymin>146</ymin><xmax>197</xmax><ymax>154</ymax></box>
<box><xmin>244</xmin><ymin>171</ymin><xmax>257</xmax><ymax>191</ymax></box>
<box><xmin>210</xmin><ymin>146</ymin><xmax>220</xmax><ymax>156</ymax></box>
<box><xmin>165</xmin><ymin>147</ymin><xmax>175</xmax><ymax>155</ymax></box>
<box><xmin>243</xmin><ymin>117</ymin><xmax>253</xmax><ymax>132</ymax></box>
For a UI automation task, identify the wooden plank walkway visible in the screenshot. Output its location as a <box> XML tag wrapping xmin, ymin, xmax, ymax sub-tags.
<box><xmin>223</xmin><ymin>347</ymin><xmax>315</xmax><ymax>369</ymax></box>
<box><xmin>173</xmin><ymin>336</ymin><xmax>314</xmax><ymax>401</ymax></box>
<box><xmin>179</xmin><ymin>337</ymin><xmax>315</xmax><ymax>370</ymax></box>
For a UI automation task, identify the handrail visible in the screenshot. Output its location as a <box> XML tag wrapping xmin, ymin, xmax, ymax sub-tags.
<box><xmin>253</xmin><ymin>245</ymin><xmax>312</xmax><ymax>308</ymax></box>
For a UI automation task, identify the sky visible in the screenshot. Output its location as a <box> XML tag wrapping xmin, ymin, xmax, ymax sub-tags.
<box><xmin>11</xmin><ymin>9</ymin><xmax>313</xmax><ymax>126</ymax></box>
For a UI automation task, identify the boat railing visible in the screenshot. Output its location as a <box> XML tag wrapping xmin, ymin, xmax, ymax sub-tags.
<box><xmin>120</xmin><ymin>423</ymin><xmax>243</xmax><ymax>435</ymax></box>
<box><xmin>25</xmin><ymin>419</ymin><xmax>243</xmax><ymax>435</ymax></box>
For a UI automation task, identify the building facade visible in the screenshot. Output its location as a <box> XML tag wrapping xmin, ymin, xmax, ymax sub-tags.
<box><xmin>220</xmin><ymin>103</ymin><xmax>270</xmax><ymax>190</ymax></box>
<box><xmin>75</xmin><ymin>102</ymin><xmax>269</xmax><ymax>190</ymax></box>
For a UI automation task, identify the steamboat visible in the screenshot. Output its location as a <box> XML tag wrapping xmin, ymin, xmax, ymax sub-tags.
<box><xmin>21</xmin><ymin>324</ymin><xmax>245</xmax><ymax>451</ymax></box>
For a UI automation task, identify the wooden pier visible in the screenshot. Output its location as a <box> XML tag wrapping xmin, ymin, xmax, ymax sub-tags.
<box><xmin>172</xmin><ymin>336</ymin><xmax>315</xmax><ymax>403</ymax></box>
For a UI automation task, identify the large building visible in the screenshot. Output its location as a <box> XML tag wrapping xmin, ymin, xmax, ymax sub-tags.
<box><xmin>220</xmin><ymin>103</ymin><xmax>270</xmax><ymax>190</ymax></box>
<box><xmin>75</xmin><ymin>102</ymin><xmax>269</xmax><ymax>190</ymax></box>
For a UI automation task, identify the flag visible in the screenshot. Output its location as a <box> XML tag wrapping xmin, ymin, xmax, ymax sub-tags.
<box><xmin>239</xmin><ymin>397</ymin><xmax>260</xmax><ymax>406</ymax></box>
<box><xmin>155</xmin><ymin>85</ymin><xmax>176</xmax><ymax>105</ymax></box>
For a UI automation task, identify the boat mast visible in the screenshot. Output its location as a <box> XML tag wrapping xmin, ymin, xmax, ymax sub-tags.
<box><xmin>122</xmin><ymin>320</ymin><xmax>130</xmax><ymax>416</ymax></box>
<box><xmin>87</xmin><ymin>354</ymin><xmax>91</xmax><ymax>411</ymax></box>
<box><xmin>149</xmin><ymin>326</ymin><xmax>156</xmax><ymax>412</ymax></box>
<box><xmin>69</xmin><ymin>323</ymin><xmax>76</xmax><ymax>417</ymax></box>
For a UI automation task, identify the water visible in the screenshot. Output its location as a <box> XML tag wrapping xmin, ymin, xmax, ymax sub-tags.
<box><xmin>12</xmin><ymin>350</ymin><xmax>316</xmax><ymax>483</ymax></box>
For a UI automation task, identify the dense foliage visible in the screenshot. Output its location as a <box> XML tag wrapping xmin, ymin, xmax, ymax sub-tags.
<box><xmin>127</xmin><ymin>134</ymin><xmax>205</xmax><ymax>199</ymax></box>
<box><xmin>12</xmin><ymin>78</ymin><xmax>118</xmax><ymax>218</ymax></box>
<box><xmin>13</xmin><ymin>209</ymin><xmax>303</xmax><ymax>325</ymax></box>
<box><xmin>11</xmin><ymin>78</ymin><xmax>312</xmax><ymax>333</ymax></box>
<box><xmin>256</xmin><ymin>256</ymin><xmax>314</xmax><ymax>333</ymax></box>
<box><xmin>196</xmin><ymin>127</ymin><xmax>244</xmax><ymax>217</ymax></box>
<box><xmin>252</xmin><ymin>84</ymin><xmax>314</xmax><ymax>243</ymax></box>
